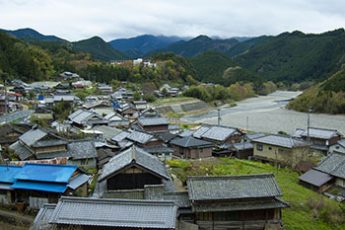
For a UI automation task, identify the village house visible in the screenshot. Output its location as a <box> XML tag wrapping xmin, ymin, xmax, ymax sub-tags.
<box><xmin>252</xmin><ymin>134</ymin><xmax>310</xmax><ymax>167</ymax></box>
<box><xmin>186</xmin><ymin>174</ymin><xmax>289</xmax><ymax>230</ymax></box>
<box><xmin>97</xmin><ymin>83</ymin><xmax>113</xmax><ymax>94</ymax></box>
<box><xmin>0</xmin><ymin>163</ymin><xmax>89</xmax><ymax>209</ymax></box>
<box><xmin>0</xmin><ymin>124</ymin><xmax>31</xmax><ymax>147</ymax></box>
<box><xmin>132</xmin><ymin>100</ymin><xmax>148</xmax><ymax>111</ymax></box>
<box><xmin>9</xmin><ymin>127</ymin><xmax>97</xmax><ymax>169</ymax></box>
<box><xmin>170</xmin><ymin>136</ymin><xmax>214</xmax><ymax>159</ymax></box>
<box><xmin>32</xmin><ymin>197</ymin><xmax>177</xmax><ymax>230</ymax></box>
<box><xmin>68</xmin><ymin>109</ymin><xmax>107</xmax><ymax>128</ymax></box>
<box><xmin>329</xmin><ymin>139</ymin><xmax>345</xmax><ymax>154</ymax></box>
<box><xmin>294</xmin><ymin>127</ymin><xmax>343</xmax><ymax>154</ymax></box>
<box><xmin>136</xmin><ymin>117</ymin><xmax>169</xmax><ymax>133</ymax></box>
<box><xmin>213</xmin><ymin>142</ymin><xmax>254</xmax><ymax>159</ymax></box>
<box><xmin>104</xmin><ymin>112</ymin><xmax>129</xmax><ymax>128</ymax></box>
<box><xmin>111</xmin><ymin>130</ymin><xmax>164</xmax><ymax>149</ymax></box>
<box><xmin>97</xmin><ymin>146</ymin><xmax>173</xmax><ymax>199</ymax></box>
<box><xmin>299</xmin><ymin>151</ymin><xmax>345</xmax><ymax>194</ymax></box>
<box><xmin>193</xmin><ymin>125</ymin><xmax>243</xmax><ymax>145</ymax></box>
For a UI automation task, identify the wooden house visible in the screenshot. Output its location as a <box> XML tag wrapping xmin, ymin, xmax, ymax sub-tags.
<box><xmin>299</xmin><ymin>151</ymin><xmax>345</xmax><ymax>192</ymax></box>
<box><xmin>170</xmin><ymin>136</ymin><xmax>213</xmax><ymax>159</ymax></box>
<box><xmin>137</xmin><ymin>117</ymin><xmax>169</xmax><ymax>133</ymax></box>
<box><xmin>0</xmin><ymin>124</ymin><xmax>31</xmax><ymax>147</ymax></box>
<box><xmin>252</xmin><ymin>135</ymin><xmax>310</xmax><ymax>167</ymax></box>
<box><xmin>294</xmin><ymin>127</ymin><xmax>342</xmax><ymax>154</ymax></box>
<box><xmin>98</xmin><ymin>146</ymin><xmax>172</xmax><ymax>199</ymax></box>
<box><xmin>186</xmin><ymin>174</ymin><xmax>289</xmax><ymax>230</ymax></box>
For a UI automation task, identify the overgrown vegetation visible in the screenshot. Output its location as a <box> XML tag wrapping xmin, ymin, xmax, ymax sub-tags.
<box><xmin>288</xmin><ymin>68</ymin><xmax>345</xmax><ymax>114</ymax></box>
<box><xmin>167</xmin><ymin>158</ymin><xmax>345</xmax><ymax>230</ymax></box>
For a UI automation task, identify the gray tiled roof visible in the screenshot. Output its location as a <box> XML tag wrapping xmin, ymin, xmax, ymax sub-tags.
<box><xmin>170</xmin><ymin>136</ymin><xmax>213</xmax><ymax>148</ymax></box>
<box><xmin>126</xmin><ymin>130</ymin><xmax>154</xmax><ymax>144</ymax></box>
<box><xmin>139</xmin><ymin>117</ymin><xmax>169</xmax><ymax>126</ymax></box>
<box><xmin>111</xmin><ymin>131</ymin><xmax>130</xmax><ymax>142</ymax></box>
<box><xmin>298</xmin><ymin>127</ymin><xmax>342</xmax><ymax>139</ymax></box>
<box><xmin>193</xmin><ymin>197</ymin><xmax>288</xmax><ymax>212</ymax></box>
<box><xmin>32</xmin><ymin>204</ymin><xmax>56</xmax><ymax>230</ymax></box>
<box><xmin>99</xmin><ymin>146</ymin><xmax>169</xmax><ymax>181</ymax></box>
<box><xmin>68</xmin><ymin>140</ymin><xmax>97</xmax><ymax>160</ymax></box>
<box><xmin>232</xmin><ymin>142</ymin><xmax>253</xmax><ymax>150</ymax></box>
<box><xmin>337</xmin><ymin>139</ymin><xmax>345</xmax><ymax>148</ymax></box>
<box><xmin>35</xmin><ymin>151</ymin><xmax>70</xmax><ymax>160</ymax></box>
<box><xmin>68</xmin><ymin>109</ymin><xmax>101</xmax><ymax>125</ymax></box>
<box><xmin>19</xmin><ymin>128</ymin><xmax>47</xmax><ymax>146</ymax></box>
<box><xmin>162</xmin><ymin>192</ymin><xmax>191</xmax><ymax>208</ymax></box>
<box><xmin>252</xmin><ymin>135</ymin><xmax>308</xmax><ymax>149</ymax></box>
<box><xmin>32</xmin><ymin>139</ymin><xmax>68</xmax><ymax>148</ymax></box>
<box><xmin>299</xmin><ymin>169</ymin><xmax>333</xmax><ymax>187</ymax></box>
<box><xmin>49</xmin><ymin>197</ymin><xmax>177</xmax><ymax>229</ymax></box>
<box><xmin>192</xmin><ymin>126</ymin><xmax>210</xmax><ymax>139</ymax></box>
<box><xmin>92</xmin><ymin>125</ymin><xmax>122</xmax><ymax>140</ymax></box>
<box><xmin>187</xmin><ymin>174</ymin><xmax>282</xmax><ymax>201</ymax></box>
<box><xmin>315</xmin><ymin>152</ymin><xmax>345</xmax><ymax>179</ymax></box>
<box><xmin>9</xmin><ymin>141</ymin><xmax>33</xmax><ymax>160</ymax></box>
<box><xmin>199</xmin><ymin>126</ymin><xmax>238</xmax><ymax>141</ymax></box>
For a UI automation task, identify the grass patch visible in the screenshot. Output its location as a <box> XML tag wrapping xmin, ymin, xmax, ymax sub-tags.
<box><xmin>168</xmin><ymin>158</ymin><xmax>345</xmax><ymax>230</ymax></box>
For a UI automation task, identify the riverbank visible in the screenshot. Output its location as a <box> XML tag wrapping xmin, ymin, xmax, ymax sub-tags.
<box><xmin>182</xmin><ymin>91</ymin><xmax>345</xmax><ymax>134</ymax></box>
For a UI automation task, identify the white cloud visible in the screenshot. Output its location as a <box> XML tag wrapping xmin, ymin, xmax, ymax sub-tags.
<box><xmin>0</xmin><ymin>0</ymin><xmax>344</xmax><ymax>41</ymax></box>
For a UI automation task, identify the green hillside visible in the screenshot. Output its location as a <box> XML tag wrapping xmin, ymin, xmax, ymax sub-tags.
<box><xmin>72</xmin><ymin>36</ymin><xmax>125</xmax><ymax>61</ymax></box>
<box><xmin>0</xmin><ymin>32</ymin><xmax>54</xmax><ymax>82</ymax></box>
<box><xmin>190</xmin><ymin>51</ymin><xmax>260</xmax><ymax>85</ymax></box>
<box><xmin>234</xmin><ymin>29</ymin><xmax>345</xmax><ymax>83</ymax></box>
<box><xmin>287</xmin><ymin>67</ymin><xmax>345</xmax><ymax>114</ymax></box>
<box><xmin>162</xmin><ymin>35</ymin><xmax>239</xmax><ymax>57</ymax></box>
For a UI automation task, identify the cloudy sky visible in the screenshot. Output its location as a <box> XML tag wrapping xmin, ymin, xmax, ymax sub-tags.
<box><xmin>0</xmin><ymin>0</ymin><xmax>344</xmax><ymax>41</ymax></box>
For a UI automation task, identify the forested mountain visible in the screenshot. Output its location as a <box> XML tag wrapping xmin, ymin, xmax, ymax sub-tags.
<box><xmin>287</xmin><ymin>67</ymin><xmax>345</xmax><ymax>114</ymax></box>
<box><xmin>1</xmin><ymin>28</ymin><xmax>66</xmax><ymax>43</ymax></box>
<box><xmin>233</xmin><ymin>29</ymin><xmax>345</xmax><ymax>83</ymax></box>
<box><xmin>109</xmin><ymin>35</ymin><xmax>183</xmax><ymax>58</ymax></box>
<box><xmin>0</xmin><ymin>32</ymin><xmax>54</xmax><ymax>82</ymax></box>
<box><xmin>161</xmin><ymin>35</ymin><xmax>239</xmax><ymax>57</ymax></box>
<box><xmin>72</xmin><ymin>36</ymin><xmax>126</xmax><ymax>61</ymax></box>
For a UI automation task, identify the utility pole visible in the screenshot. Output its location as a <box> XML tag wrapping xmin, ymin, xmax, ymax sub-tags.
<box><xmin>307</xmin><ymin>108</ymin><xmax>312</xmax><ymax>143</ymax></box>
<box><xmin>217</xmin><ymin>108</ymin><xmax>221</xmax><ymax>126</ymax></box>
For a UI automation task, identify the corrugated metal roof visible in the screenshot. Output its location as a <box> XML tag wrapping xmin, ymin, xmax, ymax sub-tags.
<box><xmin>201</xmin><ymin>126</ymin><xmax>237</xmax><ymax>141</ymax></box>
<box><xmin>19</xmin><ymin>128</ymin><xmax>47</xmax><ymax>146</ymax></box>
<box><xmin>68</xmin><ymin>174</ymin><xmax>90</xmax><ymax>190</ymax></box>
<box><xmin>138</xmin><ymin>117</ymin><xmax>169</xmax><ymax>126</ymax></box>
<box><xmin>0</xmin><ymin>165</ymin><xmax>22</xmax><ymax>183</ymax></box>
<box><xmin>315</xmin><ymin>152</ymin><xmax>345</xmax><ymax>179</ymax></box>
<box><xmin>170</xmin><ymin>136</ymin><xmax>213</xmax><ymax>148</ymax></box>
<box><xmin>187</xmin><ymin>174</ymin><xmax>282</xmax><ymax>201</ymax></box>
<box><xmin>252</xmin><ymin>135</ymin><xmax>308</xmax><ymax>149</ymax></box>
<box><xmin>15</xmin><ymin>163</ymin><xmax>77</xmax><ymax>183</ymax></box>
<box><xmin>49</xmin><ymin>197</ymin><xmax>177</xmax><ymax>229</ymax></box>
<box><xmin>11</xmin><ymin>181</ymin><xmax>67</xmax><ymax>193</ymax></box>
<box><xmin>99</xmin><ymin>146</ymin><xmax>169</xmax><ymax>182</ymax></box>
<box><xmin>299</xmin><ymin>169</ymin><xmax>333</xmax><ymax>187</ymax></box>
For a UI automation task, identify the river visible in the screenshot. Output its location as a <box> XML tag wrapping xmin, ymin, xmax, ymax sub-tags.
<box><xmin>182</xmin><ymin>91</ymin><xmax>345</xmax><ymax>135</ymax></box>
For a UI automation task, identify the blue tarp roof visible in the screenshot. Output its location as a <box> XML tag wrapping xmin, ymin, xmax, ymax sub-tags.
<box><xmin>0</xmin><ymin>165</ymin><xmax>23</xmax><ymax>183</ymax></box>
<box><xmin>11</xmin><ymin>181</ymin><xmax>67</xmax><ymax>193</ymax></box>
<box><xmin>15</xmin><ymin>163</ymin><xmax>77</xmax><ymax>183</ymax></box>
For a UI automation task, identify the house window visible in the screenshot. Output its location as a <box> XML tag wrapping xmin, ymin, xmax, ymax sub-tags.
<box><xmin>268</xmin><ymin>147</ymin><xmax>272</xmax><ymax>150</ymax></box>
<box><xmin>256</xmin><ymin>144</ymin><xmax>263</xmax><ymax>151</ymax></box>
